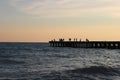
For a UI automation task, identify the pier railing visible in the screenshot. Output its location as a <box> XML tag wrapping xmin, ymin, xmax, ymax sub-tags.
<box><xmin>49</xmin><ymin>41</ymin><xmax>120</xmax><ymax>49</ymax></box>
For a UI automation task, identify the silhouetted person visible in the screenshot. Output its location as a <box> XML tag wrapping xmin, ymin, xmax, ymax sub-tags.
<box><xmin>80</xmin><ymin>39</ymin><xmax>81</xmax><ymax>42</ymax></box>
<box><xmin>74</xmin><ymin>38</ymin><xmax>75</xmax><ymax>41</ymax></box>
<box><xmin>69</xmin><ymin>38</ymin><xmax>71</xmax><ymax>41</ymax></box>
<box><xmin>62</xmin><ymin>38</ymin><xmax>64</xmax><ymax>41</ymax></box>
<box><xmin>59</xmin><ymin>38</ymin><xmax>62</xmax><ymax>41</ymax></box>
<box><xmin>76</xmin><ymin>38</ymin><xmax>77</xmax><ymax>41</ymax></box>
<box><xmin>86</xmin><ymin>38</ymin><xmax>89</xmax><ymax>42</ymax></box>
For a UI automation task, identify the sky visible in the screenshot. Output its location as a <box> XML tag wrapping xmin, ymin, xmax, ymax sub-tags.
<box><xmin>1</xmin><ymin>0</ymin><xmax>120</xmax><ymax>42</ymax></box>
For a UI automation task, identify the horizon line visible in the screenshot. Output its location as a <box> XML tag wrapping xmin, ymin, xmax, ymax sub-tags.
<box><xmin>0</xmin><ymin>41</ymin><xmax>48</xmax><ymax>43</ymax></box>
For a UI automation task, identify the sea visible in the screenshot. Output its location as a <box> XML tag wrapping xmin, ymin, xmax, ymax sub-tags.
<box><xmin>0</xmin><ymin>42</ymin><xmax>120</xmax><ymax>80</ymax></box>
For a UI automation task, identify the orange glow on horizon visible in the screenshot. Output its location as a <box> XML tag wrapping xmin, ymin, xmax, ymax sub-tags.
<box><xmin>1</xmin><ymin>25</ymin><xmax>120</xmax><ymax>42</ymax></box>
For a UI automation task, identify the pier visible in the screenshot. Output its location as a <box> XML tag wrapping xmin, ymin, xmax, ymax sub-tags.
<box><xmin>49</xmin><ymin>39</ymin><xmax>120</xmax><ymax>49</ymax></box>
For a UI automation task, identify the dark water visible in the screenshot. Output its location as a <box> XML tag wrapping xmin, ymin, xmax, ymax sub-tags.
<box><xmin>0</xmin><ymin>43</ymin><xmax>120</xmax><ymax>80</ymax></box>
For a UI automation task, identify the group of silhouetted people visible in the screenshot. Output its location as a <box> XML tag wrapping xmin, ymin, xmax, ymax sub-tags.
<box><xmin>51</xmin><ymin>38</ymin><xmax>89</xmax><ymax>42</ymax></box>
<box><xmin>59</xmin><ymin>38</ymin><xmax>64</xmax><ymax>42</ymax></box>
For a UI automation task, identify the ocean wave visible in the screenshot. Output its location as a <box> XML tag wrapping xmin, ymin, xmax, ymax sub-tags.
<box><xmin>0</xmin><ymin>66</ymin><xmax>120</xmax><ymax>80</ymax></box>
<box><xmin>40</xmin><ymin>66</ymin><xmax>120</xmax><ymax>80</ymax></box>
<box><xmin>66</xmin><ymin>66</ymin><xmax>120</xmax><ymax>75</ymax></box>
<box><xmin>0</xmin><ymin>58</ymin><xmax>25</xmax><ymax>65</ymax></box>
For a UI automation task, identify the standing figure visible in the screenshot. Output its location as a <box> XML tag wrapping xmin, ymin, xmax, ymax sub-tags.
<box><xmin>76</xmin><ymin>38</ymin><xmax>77</xmax><ymax>41</ymax></box>
<box><xmin>86</xmin><ymin>38</ymin><xmax>89</xmax><ymax>42</ymax></box>
<box><xmin>69</xmin><ymin>38</ymin><xmax>71</xmax><ymax>41</ymax></box>
<box><xmin>80</xmin><ymin>38</ymin><xmax>81</xmax><ymax>42</ymax></box>
<box><xmin>74</xmin><ymin>38</ymin><xmax>75</xmax><ymax>41</ymax></box>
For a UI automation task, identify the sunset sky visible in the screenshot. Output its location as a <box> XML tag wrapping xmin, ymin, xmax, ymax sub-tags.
<box><xmin>1</xmin><ymin>0</ymin><xmax>120</xmax><ymax>42</ymax></box>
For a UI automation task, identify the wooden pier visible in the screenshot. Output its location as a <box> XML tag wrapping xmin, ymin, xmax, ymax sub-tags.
<box><xmin>49</xmin><ymin>41</ymin><xmax>120</xmax><ymax>49</ymax></box>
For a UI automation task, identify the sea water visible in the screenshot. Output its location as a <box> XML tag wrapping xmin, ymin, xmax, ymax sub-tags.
<box><xmin>0</xmin><ymin>43</ymin><xmax>120</xmax><ymax>80</ymax></box>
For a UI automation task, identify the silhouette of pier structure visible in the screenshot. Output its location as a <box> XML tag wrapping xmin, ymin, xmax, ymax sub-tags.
<box><xmin>49</xmin><ymin>38</ymin><xmax>120</xmax><ymax>49</ymax></box>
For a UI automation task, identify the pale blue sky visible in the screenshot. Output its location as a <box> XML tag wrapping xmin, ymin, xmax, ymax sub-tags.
<box><xmin>1</xmin><ymin>0</ymin><xmax>120</xmax><ymax>42</ymax></box>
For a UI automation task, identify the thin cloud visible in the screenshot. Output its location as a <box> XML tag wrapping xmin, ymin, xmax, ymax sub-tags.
<box><xmin>10</xmin><ymin>0</ymin><xmax>120</xmax><ymax>18</ymax></box>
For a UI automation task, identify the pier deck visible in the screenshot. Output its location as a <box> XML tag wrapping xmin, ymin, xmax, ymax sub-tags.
<box><xmin>49</xmin><ymin>41</ymin><xmax>120</xmax><ymax>49</ymax></box>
